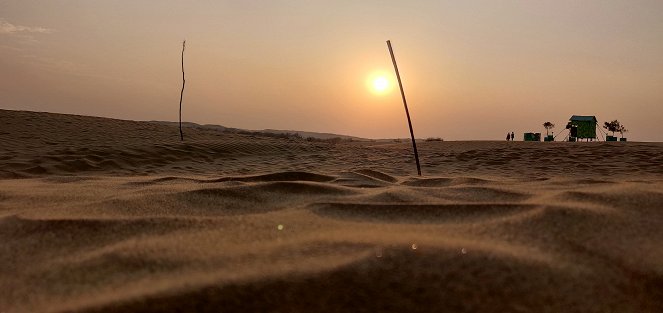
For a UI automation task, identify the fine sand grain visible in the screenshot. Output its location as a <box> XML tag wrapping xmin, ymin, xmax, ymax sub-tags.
<box><xmin>1</xmin><ymin>109</ymin><xmax>662</xmax><ymax>312</ymax></box>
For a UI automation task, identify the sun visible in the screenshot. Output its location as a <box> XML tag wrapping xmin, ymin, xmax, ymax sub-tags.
<box><xmin>373</xmin><ymin>76</ymin><xmax>389</xmax><ymax>92</ymax></box>
<box><xmin>369</xmin><ymin>74</ymin><xmax>392</xmax><ymax>95</ymax></box>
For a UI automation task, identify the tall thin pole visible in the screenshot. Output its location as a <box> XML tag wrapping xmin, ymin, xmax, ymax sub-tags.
<box><xmin>387</xmin><ymin>40</ymin><xmax>421</xmax><ymax>176</ymax></box>
<box><xmin>179</xmin><ymin>40</ymin><xmax>186</xmax><ymax>141</ymax></box>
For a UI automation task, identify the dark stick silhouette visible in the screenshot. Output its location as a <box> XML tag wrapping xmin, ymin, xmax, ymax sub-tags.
<box><xmin>179</xmin><ymin>40</ymin><xmax>186</xmax><ymax>141</ymax></box>
<box><xmin>387</xmin><ymin>40</ymin><xmax>422</xmax><ymax>176</ymax></box>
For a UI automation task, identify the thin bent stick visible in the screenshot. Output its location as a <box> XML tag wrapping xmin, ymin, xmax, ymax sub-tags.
<box><xmin>387</xmin><ymin>40</ymin><xmax>422</xmax><ymax>176</ymax></box>
<box><xmin>179</xmin><ymin>40</ymin><xmax>186</xmax><ymax>141</ymax></box>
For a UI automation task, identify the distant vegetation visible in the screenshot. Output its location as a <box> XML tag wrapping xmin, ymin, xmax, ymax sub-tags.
<box><xmin>603</xmin><ymin>120</ymin><xmax>624</xmax><ymax>136</ymax></box>
<box><xmin>618</xmin><ymin>125</ymin><xmax>628</xmax><ymax>138</ymax></box>
<box><xmin>543</xmin><ymin>122</ymin><xmax>555</xmax><ymax>136</ymax></box>
<box><xmin>425</xmin><ymin>137</ymin><xmax>443</xmax><ymax>142</ymax></box>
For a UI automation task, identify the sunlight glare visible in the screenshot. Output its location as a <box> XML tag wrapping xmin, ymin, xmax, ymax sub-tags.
<box><xmin>373</xmin><ymin>76</ymin><xmax>388</xmax><ymax>92</ymax></box>
<box><xmin>369</xmin><ymin>73</ymin><xmax>392</xmax><ymax>95</ymax></box>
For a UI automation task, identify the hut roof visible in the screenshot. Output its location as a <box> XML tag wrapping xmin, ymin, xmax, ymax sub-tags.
<box><xmin>570</xmin><ymin>115</ymin><xmax>597</xmax><ymax>122</ymax></box>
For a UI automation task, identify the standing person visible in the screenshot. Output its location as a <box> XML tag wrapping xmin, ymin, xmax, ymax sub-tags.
<box><xmin>511</xmin><ymin>132</ymin><xmax>515</xmax><ymax>141</ymax></box>
<box><xmin>506</xmin><ymin>133</ymin><xmax>511</xmax><ymax>141</ymax></box>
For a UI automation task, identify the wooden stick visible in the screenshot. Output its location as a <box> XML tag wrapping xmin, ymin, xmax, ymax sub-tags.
<box><xmin>387</xmin><ymin>40</ymin><xmax>421</xmax><ymax>176</ymax></box>
<box><xmin>179</xmin><ymin>40</ymin><xmax>186</xmax><ymax>141</ymax></box>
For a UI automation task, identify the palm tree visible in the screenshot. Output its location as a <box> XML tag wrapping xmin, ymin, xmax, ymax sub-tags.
<box><xmin>543</xmin><ymin>122</ymin><xmax>555</xmax><ymax>136</ymax></box>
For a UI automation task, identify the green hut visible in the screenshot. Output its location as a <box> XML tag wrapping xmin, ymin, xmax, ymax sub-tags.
<box><xmin>567</xmin><ymin>115</ymin><xmax>597</xmax><ymax>140</ymax></box>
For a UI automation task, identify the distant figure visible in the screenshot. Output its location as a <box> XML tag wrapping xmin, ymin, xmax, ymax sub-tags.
<box><xmin>511</xmin><ymin>132</ymin><xmax>515</xmax><ymax>141</ymax></box>
<box><xmin>506</xmin><ymin>133</ymin><xmax>511</xmax><ymax>141</ymax></box>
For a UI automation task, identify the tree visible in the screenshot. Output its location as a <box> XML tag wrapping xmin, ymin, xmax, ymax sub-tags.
<box><xmin>543</xmin><ymin>122</ymin><xmax>555</xmax><ymax>136</ymax></box>
<box><xmin>618</xmin><ymin>125</ymin><xmax>628</xmax><ymax>138</ymax></box>
<box><xmin>603</xmin><ymin>120</ymin><xmax>621</xmax><ymax>136</ymax></box>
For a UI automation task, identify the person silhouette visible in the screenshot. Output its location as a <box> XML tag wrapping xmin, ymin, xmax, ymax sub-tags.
<box><xmin>511</xmin><ymin>132</ymin><xmax>515</xmax><ymax>141</ymax></box>
<box><xmin>506</xmin><ymin>133</ymin><xmax>510</xmax><ymax>141</ymax></box>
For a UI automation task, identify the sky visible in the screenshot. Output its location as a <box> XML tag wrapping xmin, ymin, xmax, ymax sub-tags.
<box><xmin>2</xmin><ymin>0</ymin><xmax>663</xmax><ymax>141</ymax></box>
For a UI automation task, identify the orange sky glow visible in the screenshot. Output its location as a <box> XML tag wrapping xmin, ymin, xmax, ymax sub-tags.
<box><xmin>1</xmin><ymin>1</ymin><xmax>662</xmax><ymax>140</ymax></box>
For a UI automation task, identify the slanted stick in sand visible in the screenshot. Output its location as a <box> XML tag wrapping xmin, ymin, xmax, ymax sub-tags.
<box><xmin>179</xmin><ymin>40</ymin><xmax>186</xmax><ymax>141</ymax></box>
<box><xmin>387</xmin><ymin>40</ymin><xmax>422</xmax><ymax>176</ymax></box>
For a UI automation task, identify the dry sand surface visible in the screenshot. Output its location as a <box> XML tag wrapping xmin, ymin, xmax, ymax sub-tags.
<box><xmin>1</xmin><ymin>109</ymin><xmax>663</xmax><ymax>313</ymax></box>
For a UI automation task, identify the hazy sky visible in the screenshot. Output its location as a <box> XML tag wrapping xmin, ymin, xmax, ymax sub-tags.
<box><xmin>2</xmin><ymin>1</ymin><xmax>662</xmax><ymax>141</ymax></box>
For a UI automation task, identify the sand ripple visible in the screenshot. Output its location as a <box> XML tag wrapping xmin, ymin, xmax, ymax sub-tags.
<box><xmin>2</xmin><ymin>170</ymin><xmax>662</xmax><ymax>312</ymax></box>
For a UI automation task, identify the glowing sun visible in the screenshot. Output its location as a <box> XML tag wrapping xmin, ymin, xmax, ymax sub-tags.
<box><xmin>370</xmin><ymin>75</ymin><xmax>391</xmax><ymax>94</ymax></box>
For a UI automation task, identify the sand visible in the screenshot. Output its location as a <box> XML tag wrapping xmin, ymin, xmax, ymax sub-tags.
<box><xmin>1</xmin><ymin>109</ymin><xmax>662</xmax><ymax>313</ymax></box>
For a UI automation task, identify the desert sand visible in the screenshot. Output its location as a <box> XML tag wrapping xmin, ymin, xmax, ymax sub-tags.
<box><xmin>1</xmin><ymin>109</ymin><xmax>662</xmax><ymax>313</ymax></box>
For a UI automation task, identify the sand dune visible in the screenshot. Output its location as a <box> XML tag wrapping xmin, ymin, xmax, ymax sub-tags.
<box><xmin>1</xmin><ymin>109</ymin><xmax>663</xmax><ymax>312</ymax></box>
